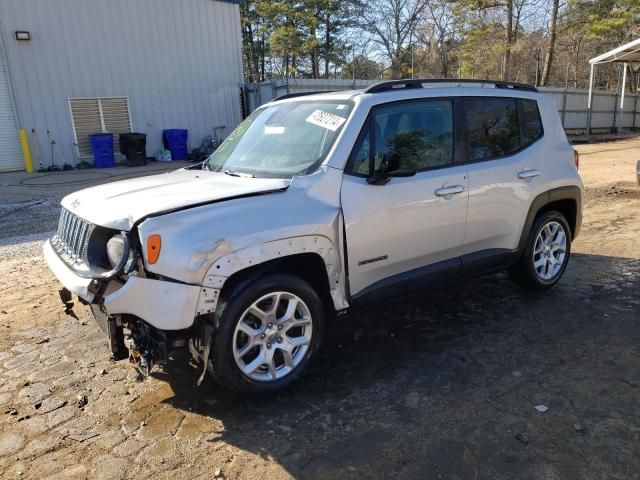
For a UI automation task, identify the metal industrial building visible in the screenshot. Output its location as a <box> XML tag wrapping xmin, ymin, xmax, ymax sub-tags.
<box><xmin>0</xmin><ymin>0</ymin><xmax>243</xmax><ymax>172</ymax></box>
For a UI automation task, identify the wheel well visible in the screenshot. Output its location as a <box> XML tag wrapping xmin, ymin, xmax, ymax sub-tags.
<box><xmin>537</xmin><ymin>199</ymin><xmax>577</xmax><ymax>238</ymax></box>
<box><xmin>219</xmin><ymin>253</ymin><xmax>335</xmax><ymax>317</ymax></box>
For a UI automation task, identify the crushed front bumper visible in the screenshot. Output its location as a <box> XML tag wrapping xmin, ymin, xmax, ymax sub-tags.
<box><xmin>43</xmin><ymin>239</ymin><xmax>94</xmax><ymax>302</ymax></box>
<box><xmin>43</xmin><ymin>239</ymin><xmax>202</xmax><ymax>331</ymax></box>
<box><xmin>44</xmin><ymin>238</ymin><xmax>215</xmax><ymax>374</ymax></box>
<box><xmin>103</xmin><ymin>275</ymin><xmax>202</xmax><ymax>330</ymax></box>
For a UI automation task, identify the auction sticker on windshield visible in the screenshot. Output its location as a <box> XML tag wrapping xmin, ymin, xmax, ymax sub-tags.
<box><xmin>305</xmin><ymin>109</ymin><xmax>347</xmax><ymax>131</ymax></box>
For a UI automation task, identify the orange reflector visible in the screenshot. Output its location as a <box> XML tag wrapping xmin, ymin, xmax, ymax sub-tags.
<box><xmin>147</xmin><ymin>235</ymin><xmax>161</xmax><ymax>264</ymax></box>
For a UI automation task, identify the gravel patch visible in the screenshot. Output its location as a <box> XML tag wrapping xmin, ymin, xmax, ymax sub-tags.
<box><xmin>0</xmin><ymin>198</ymin><xmax>60</xmax><ymax>240</ymax></box>
<box><xmin>0</xmin><ymin>233</ymin><xmax>53</xmax><ymax>262</ymax></box>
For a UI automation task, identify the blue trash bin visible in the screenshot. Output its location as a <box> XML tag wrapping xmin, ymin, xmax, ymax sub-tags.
<box><xmin>162</xmin><ymin>129</ymin><xmax>188</xmax><ymax>160</ymax></box>
<box><xmin>89</xmin><ymin>133</ymin><xmax>115</xmax><ymax>168</ymax></box>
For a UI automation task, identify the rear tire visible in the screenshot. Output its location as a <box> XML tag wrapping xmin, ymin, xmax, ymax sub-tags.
<box><xmin>509</xmin><ymin>211</ymin><xmax>572</xmax><ymax>290</ymax></box>
<box><xmin>210</xmin><ymin>273</ymin><xmax>325</xmax><ymax>396</ymax></box>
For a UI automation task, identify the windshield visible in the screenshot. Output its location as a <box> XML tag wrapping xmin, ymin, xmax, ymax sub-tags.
<box><xmin>205</xmin><ymin>100</ymin><xmax>353</xmax><ymax>178</ymax></box>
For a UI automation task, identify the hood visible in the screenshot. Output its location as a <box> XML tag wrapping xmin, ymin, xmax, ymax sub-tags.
<box><xmin>61</xmin><ymin>170</ymin><xmax>290</xmax><ymax>230</ymax></box>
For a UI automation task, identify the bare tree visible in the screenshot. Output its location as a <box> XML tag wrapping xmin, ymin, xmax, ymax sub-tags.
<box><xmin>361</xmin><ymin>0</ymin><xmax>429</xmax><ymax>79</ymax></box>
<box><xmin>503</xmin><ymin>0</ymin><xmax>514</xmax><ymax>80</ymax></box>
<box><xmin>423</xmin><ymin>0</ymin><xmax>457</xmax><ymax>77</ymax></box>
<box><xmin>540</xmin><ymin>0</ymin><xmax>559</xmax><ymax>85</ymax></box>
<box><xmin>456</xmin><ymin>0</ymin><xmax>520</xmax><ymax>81</ymax></box>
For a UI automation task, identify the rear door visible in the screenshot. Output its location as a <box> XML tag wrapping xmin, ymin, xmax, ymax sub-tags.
<box><xmin>341</xmin><ymin>99</ymin><xmax>468</xmax><ymax>299</ymax></box>
<box><xmin>461</xmin><ymin>97</ymin><xmax>545</xmax><ymax>260</ymax></box>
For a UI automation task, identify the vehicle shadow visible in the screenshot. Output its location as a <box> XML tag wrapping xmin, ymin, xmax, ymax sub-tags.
<box><xmin>157</xmin><ymin>252</ymin><xmax>640</xmax><ymax>479</ymax></box>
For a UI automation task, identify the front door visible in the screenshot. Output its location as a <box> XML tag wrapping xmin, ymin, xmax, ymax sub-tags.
<box><xmin>341</xmin><ymin>99</ymin><xmax>468</xmax><ymax>299</ymax></box>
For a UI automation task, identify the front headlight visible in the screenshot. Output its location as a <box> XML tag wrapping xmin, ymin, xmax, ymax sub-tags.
<box><xmin>106</xmin><ymin>234</ymin><xmax>127</xmax><ymax>268</ymax></box>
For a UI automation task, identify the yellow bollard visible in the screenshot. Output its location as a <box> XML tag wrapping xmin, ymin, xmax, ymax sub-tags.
<box><xmin>19</xmin><ymin>129</ymin><xmax>34</xmax><ymax>173</ymax></box>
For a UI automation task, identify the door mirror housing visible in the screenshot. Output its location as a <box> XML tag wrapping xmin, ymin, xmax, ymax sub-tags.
<box><xmin>367</xmin><ymin>152</ymin><xmax>416</xmax><ymax>185</ymax></box>
<box><xmin>367</xmin><ymin>168</ymin><xmax>417</xmax><ymax>185</ymax></box>
<box><xmin>367</xmin><ymin>170</ymin><xmax>391</xmax><ymax>185</ymax></box>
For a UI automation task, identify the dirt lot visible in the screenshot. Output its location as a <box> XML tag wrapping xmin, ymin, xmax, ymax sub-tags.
<box><xmin>0</xmin><ymin>139</ymin><xmax>638</xmax><ymax>479</ymax></box>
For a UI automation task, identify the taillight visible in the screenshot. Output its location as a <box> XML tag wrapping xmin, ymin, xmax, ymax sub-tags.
<box><xmin>147</xmin><ymin>234</ymin><xmax>161</xmax><ymax>264</ymax></box>
<box><xmin>573</xmin><ymin>149</ymin><xmax>579</xmax><ymax>170</ymax></box>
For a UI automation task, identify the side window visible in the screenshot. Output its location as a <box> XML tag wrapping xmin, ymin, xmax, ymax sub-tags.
<box><xmin>465</xmin><ymin>98</ymin><xmax>520</xmax><ymax>161</ymax></box>
<box><xmin>373</xmin><ymin>100</ymin><xmax>453</xmax><ymax>172</ymax></box>
<box><xmin>521</xmin><ymin>99</ymin><xmax>543</xmax><ymax>145</ymax></box>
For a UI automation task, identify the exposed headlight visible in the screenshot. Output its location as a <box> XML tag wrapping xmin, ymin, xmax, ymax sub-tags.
<box><xmin>106</xmin><ymin>234</ymin><xmax>127</xmax><ymax>268</ymax></box>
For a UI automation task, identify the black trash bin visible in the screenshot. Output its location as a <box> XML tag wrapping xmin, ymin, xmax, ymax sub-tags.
<box><xmin>119</xmin><ymin>133</ymin><xmax>147</xmax><ymax>166</ymax></box>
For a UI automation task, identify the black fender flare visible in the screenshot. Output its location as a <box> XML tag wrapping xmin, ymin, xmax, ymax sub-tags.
<box><xmin>516</xmin><ymin>186</ymin><xmax>582</xmax><ymax>253</ymax></box>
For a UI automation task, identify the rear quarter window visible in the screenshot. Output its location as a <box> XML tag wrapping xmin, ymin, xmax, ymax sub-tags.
<box><xmin>521</xmin><ymin>99</ymin><xmax>543</xmax><ymax>145</ymax></box>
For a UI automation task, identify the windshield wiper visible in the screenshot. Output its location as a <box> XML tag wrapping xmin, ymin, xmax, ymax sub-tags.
<box><xmin>224</xmin><ymin>169</ymin><xmax>255</xmax><ymax>178</ymax></box>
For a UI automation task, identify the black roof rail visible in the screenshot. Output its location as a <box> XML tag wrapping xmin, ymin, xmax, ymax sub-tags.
<box><xmin>273</xmin><ymin>91</ymin><xmax>329</xmax><ymax>101</ymax></box>
<box><xmin>363</xmin><ymin>78</ymin><xmax>538</xmax><ymax>94</ymax></box>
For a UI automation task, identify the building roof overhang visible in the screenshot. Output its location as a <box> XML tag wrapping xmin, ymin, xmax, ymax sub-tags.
<box><xmin>590</xmin><ymin>38</ymin><xmax>640</xmax><ymax>65</ymax></box>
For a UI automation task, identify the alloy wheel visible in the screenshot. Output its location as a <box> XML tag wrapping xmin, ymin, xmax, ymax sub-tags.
<box><xmin>232</xmin><ymin>291</ymin><xmax>313</xmax><ymax>382</ymax></box>
<box><xmin>532</xmin><ymin>220</ymin><xmax>567</xmax><ymax>281</ymax></box>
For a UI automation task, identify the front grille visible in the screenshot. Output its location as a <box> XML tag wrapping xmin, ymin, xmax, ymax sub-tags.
<box><xmin>52</xmin><ymin>208</ymin><xmax>94</xmax><ymax>264</ymax></box>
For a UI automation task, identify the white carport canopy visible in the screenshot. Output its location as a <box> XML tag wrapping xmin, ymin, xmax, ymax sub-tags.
<box><xmin>588</xmin><ymin>38</ymin><xmax>640</xmax><ymax>116</ymax></box>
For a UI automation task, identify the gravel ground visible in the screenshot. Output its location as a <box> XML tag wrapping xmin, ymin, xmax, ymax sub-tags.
<box><xmin>0</xmin><ymin>200</ymin><xmax>60</xmax><ymax>241</ymax></box>
<box><xmin>0</xmin><ymin>232</ymin><xmax>52</xmax><ymax>256</ymax></box>
<box><xmin>0</xmin><ymin>139</ymin><xmax>638</xmax><ymax>479</ymax></box>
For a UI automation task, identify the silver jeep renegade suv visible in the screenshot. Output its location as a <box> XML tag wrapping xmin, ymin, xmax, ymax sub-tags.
<box><xmin>45</xmin><ymin>79</ymin><xmax>583</xmax><ymax>395</ymax></box>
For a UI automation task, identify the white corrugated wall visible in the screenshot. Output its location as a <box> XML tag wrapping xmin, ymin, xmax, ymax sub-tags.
<box><xmin>0</xmin><ymin>31</ymin><xmax>21</xmax><ymax>171</ymax></box>
<box><xmin>0</xmin><ymin>0</ymin><xmax>244</xmax><ymax>169</ymax></box>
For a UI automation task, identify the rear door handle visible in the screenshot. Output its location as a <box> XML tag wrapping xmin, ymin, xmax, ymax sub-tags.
<box><xmin>435</xmin><ymin>185</ymin><xmax>465</xmax><ymax>197</ymax></box>
<box><xmin>518</xmin><ymin>169</ymin><xmax>541</xmax><ymax>179</ymax></box>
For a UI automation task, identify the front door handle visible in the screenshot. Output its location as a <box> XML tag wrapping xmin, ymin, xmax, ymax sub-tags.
<box><xmin>518</xmin><ymin>169</ymin><xmax>541</xmax><ymax>179</ymax></box>
<box><xmin>435</xmin><ymin>185</ymin><xmax>465</xmax><ymax>197</ymax></box>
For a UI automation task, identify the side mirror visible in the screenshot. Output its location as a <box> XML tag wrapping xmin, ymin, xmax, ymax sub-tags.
<box><xmin>366</xmin><ymin>168</ymin><xmax>417</xmax><ymax>185</ymax></box>
<box><xmin>367</xmin><ymin>170</ymin><xmax>391</xmax><ymax>185</ymax></box>
<box><xmin>367</xmin><ymin>151</ymin><xmax>397</xmax><ymax>185</ymax></box>
<box><xmin>367</xmin><ymin>151</ymin><xmax>416</xmax><ymax>185</ymax></box>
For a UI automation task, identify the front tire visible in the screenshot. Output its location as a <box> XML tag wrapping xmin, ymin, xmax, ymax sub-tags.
<box><xmin>509</xmin><ymin>211</ymin><xmax>572</xmax><ymax>290</ymax></box>
<box><xmin>211</xmin><ymin>273</ymin><xmax>325</xmax><ymax>396</ymax></box>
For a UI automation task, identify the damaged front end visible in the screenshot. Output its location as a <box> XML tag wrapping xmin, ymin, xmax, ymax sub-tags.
<box><xmin>121</xmin><ymin>314</ymin><xmax>190</xmax><ymax>377</ymax></box>
<box><xmin>45</xmin><ymin>207</ymin><xmax>212</xmax><ymax>381</ymax></box>
<box><xmin>89</xmin><ymin>300</ymin><xmax>201</xmax><ymax>380</ymax></box>
<box><xmin>87</xmin><ymin>302</ymin><xmax>171</xmax><ymax>376</ymax></box>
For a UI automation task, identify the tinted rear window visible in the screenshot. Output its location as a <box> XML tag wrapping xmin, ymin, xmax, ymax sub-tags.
<box><xmin>465</xmin><ymin>98</ymin><xmax>521</xmax><ymax>161</ymax></box>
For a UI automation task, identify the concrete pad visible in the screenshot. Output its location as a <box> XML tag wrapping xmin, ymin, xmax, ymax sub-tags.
<box><xmin>0</xmin><ymin>161</ymin><xmax>192</xmax><ymax>203</ymax></box>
